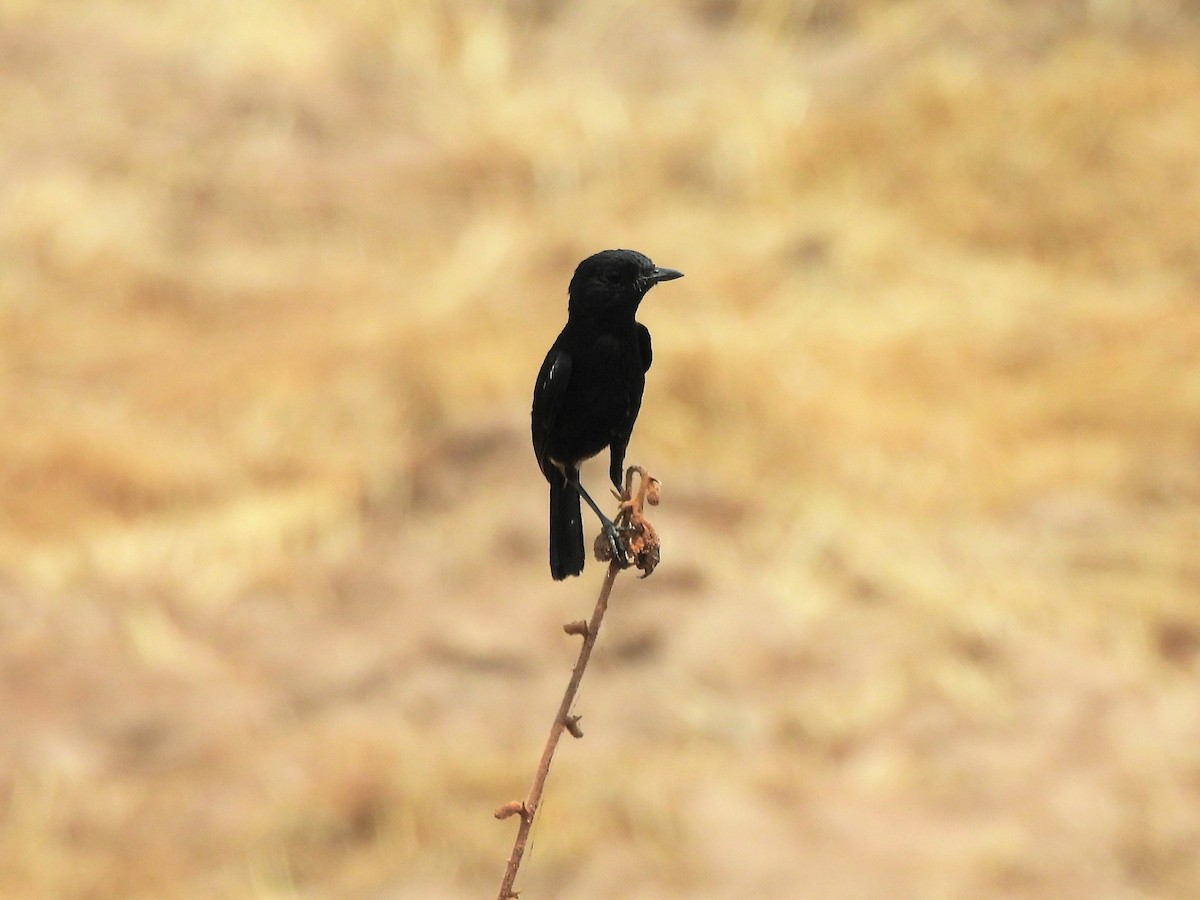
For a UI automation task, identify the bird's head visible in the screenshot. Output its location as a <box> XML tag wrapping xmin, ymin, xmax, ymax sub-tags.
<box><xmin>567</xmin><ymin>249</ymin><xmax>683</xmax><ymax>318</ymax></box>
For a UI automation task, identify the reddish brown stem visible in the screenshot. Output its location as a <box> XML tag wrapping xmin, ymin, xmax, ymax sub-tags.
<box><xmin>494</xmin><ymin>559</ymin><xmax>622</xmax><ymax>899</ymax></box>
<box><xmin>495</xmin><ymin>466</ymin><xmax>660</xmax><ymax>898</ymax></box>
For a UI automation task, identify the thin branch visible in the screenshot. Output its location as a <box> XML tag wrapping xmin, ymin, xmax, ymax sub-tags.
<box><xmin>494</xmin><ymin>466</ymin><xmax>661</xmax><ymax>899</ymax></box>
<box><xmin>494</xmin><ymin>560</ymin><xmax>619</xmax><ymax>899</ymax></box>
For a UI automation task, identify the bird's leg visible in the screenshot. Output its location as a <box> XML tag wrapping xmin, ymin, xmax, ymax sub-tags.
<box><xmin>564</xmin><ymin>473</ymin><xmax>628</xmax><ymax>566</ymax></box>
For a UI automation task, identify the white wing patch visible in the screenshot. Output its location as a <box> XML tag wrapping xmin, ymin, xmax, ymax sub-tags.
<box><xmin>542</xmin><ymin>354</ymin><xmax>568</xmax><ymax>393</ymax></box>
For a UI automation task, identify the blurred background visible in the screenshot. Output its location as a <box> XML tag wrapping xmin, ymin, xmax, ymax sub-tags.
<box><xmin>3</xmin><ymin>0</ymin><xmax>1199</xmax><ymax>897</ymax></box>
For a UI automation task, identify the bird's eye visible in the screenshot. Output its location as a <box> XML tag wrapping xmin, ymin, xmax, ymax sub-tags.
<box><xmin>602</xmin><ymin>269</ymin><xmax>621</xmax><ymax>285</ymax></box>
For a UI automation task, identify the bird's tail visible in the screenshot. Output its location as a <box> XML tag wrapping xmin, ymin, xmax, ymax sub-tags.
<box><xmin>549</xmin><ymin>474</ymin><xmax>585</xmax><ymax>580</ymax></box>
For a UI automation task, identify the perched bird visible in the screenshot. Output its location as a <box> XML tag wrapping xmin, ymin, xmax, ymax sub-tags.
<box><xmin>531</xmin><ymin>249</ymin><xmax>683</xmax><ymax>580</ymax></box>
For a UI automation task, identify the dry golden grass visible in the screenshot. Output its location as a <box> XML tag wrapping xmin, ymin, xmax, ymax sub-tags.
<box><xmin>3</xmin><ymin>1</ymin><xmax>1200</xmax><ymax>897</ymax></box>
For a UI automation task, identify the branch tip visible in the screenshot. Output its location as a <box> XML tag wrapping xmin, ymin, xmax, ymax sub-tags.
<box><xmin>645</xmin><ymin>477</ymin><xmax>661</xmax><ymax>506</ymax></box>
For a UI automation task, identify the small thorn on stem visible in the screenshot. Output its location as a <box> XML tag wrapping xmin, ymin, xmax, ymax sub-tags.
<box><xmin>563</xmin><ymin>620</ymin><xmax>589</xmax><ymax>637</ymax></box>
<box><xmin>563</xmin><ymin>715</ymin><xmax>584</xmax><ymax>739</ymax></box>
<box><xmin>493</xmin><ymin>800</ymin><xmax>528</xmax><ymax>821</ymax></box>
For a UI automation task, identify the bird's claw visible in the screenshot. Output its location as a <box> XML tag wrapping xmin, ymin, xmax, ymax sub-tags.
<box><xmin>594</xmin><ymin>520</ymin><xmax>630</xmax><ymax>567</ymax></box>
<box><xmin>604</xmin><ymin>522</ymin><xmax>628</xmax><ymax>566</ymax></box>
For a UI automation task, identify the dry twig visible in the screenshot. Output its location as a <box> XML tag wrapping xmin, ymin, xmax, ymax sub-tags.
<box><xmin>494</xmin><ymin>466</ymin><xmax>662</xmax><ymax>899</ymax></box>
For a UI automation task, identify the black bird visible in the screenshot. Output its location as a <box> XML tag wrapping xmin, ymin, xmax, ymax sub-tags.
<box><xmin>531</xmin><ymin>249</ymin><xmax>683</xmax><ymax>580</ymax></box>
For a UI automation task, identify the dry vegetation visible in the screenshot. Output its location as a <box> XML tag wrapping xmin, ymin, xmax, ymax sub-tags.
<box><xmin>2</xmin><ymin>0</ymin><xmax>1200</xmax><ymax>897</ymax></box>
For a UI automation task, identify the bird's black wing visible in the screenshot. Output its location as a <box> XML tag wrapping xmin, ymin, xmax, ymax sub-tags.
<box><xmin>637</xmin><ymin>323</ymin><xmax>652</xmax><ymax>372</ymax></box>
<box><xmin>531</xmin><ymin>346</ymin><xmax>572</xmax><ymax>478</ymax></box>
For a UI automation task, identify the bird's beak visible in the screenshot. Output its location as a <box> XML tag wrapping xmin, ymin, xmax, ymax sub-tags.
<box><xmin>648</xmin><ymin>266</ymin><xmax>684</xmax><ymax>283</ymax></box>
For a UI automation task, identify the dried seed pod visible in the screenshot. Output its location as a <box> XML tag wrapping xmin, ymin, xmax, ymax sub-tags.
<box><xmin>645</xmin><ymin>477</ymin><xmax>662</xmax><ymax>507</ymax></box>
<box><xmin>594</xmin><ymin>532</ymin><xmax>616</xmax><ymax>562</ymax></box>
